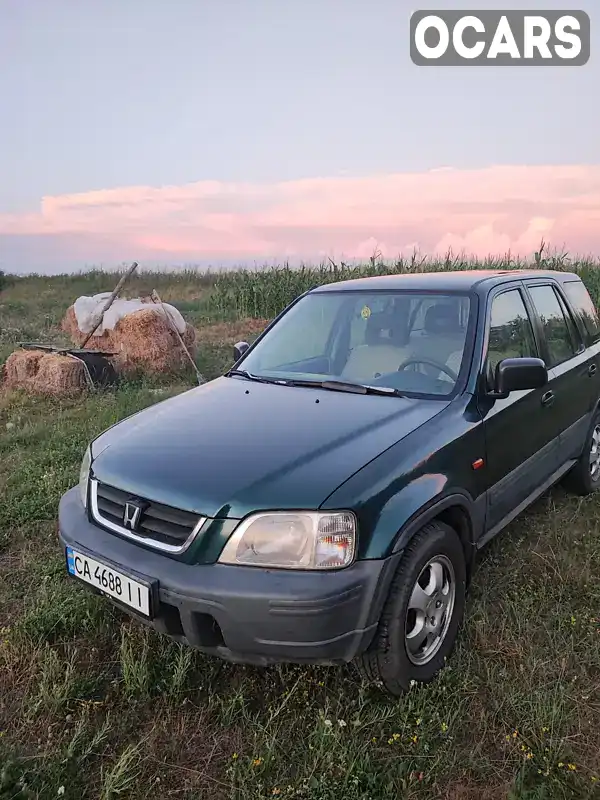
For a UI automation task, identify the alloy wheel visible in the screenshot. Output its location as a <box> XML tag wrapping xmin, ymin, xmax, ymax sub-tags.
<box><xmin>405</xmin><ymin>554</ymin><xmax>456</xmax><ymax>666</ymax></box>
<box><xmin>590</xmin><ymin>425</ymin><xmax>600</xmax><ymax>480</ymax></box>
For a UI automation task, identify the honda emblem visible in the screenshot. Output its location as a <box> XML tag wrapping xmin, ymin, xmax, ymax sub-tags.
<box><xmin>123</xmin><ymin>501</ymin><xmax>143</xmax><ymax>531</ymax></box>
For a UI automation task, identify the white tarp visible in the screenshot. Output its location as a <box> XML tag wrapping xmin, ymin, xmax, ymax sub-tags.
<box><xmin>73</xmin><ymin>293</ymin><xmax>187</xmax><ymax>336</ymax></box>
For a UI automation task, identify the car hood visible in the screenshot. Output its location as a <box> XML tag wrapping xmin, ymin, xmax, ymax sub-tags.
<box><xmin>90</xmin><ymin>376</ymin><xmax>449</xmax><ymax>519</ymax></box>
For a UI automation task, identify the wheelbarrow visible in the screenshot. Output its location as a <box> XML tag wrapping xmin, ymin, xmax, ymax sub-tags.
<box><xmin>18</xmin><ymin>343</ymin><xmax>119</xmax><ymax>389</ymax></box>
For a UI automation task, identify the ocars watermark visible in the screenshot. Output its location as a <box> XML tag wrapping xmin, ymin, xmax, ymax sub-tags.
<box><xmin>410</xmin><ymin>10</ymin><xmax>590</xmax><ymax>65</ymax></box>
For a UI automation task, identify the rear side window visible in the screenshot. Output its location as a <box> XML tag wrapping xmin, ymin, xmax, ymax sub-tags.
<box><xmin>562</xmin><ymin>280</ymin><xmax>600</xmax><ymax>343</ymax></box>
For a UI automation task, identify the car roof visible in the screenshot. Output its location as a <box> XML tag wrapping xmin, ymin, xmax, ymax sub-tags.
<box><xmin>312</xmin><ymin>268</ymin><xmax>582</xmax><ymax>294</ymax></box>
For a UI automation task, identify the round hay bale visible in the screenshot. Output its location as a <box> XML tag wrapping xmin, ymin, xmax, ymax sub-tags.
<box><xmin>110</xmin><ymin>308</ymin><xmax>197</xmax><ymax>374</ymax></box>
<box><xmin>60</xmin><ymin>306</ymin><xmax>83</xmax><ymax>343</ymax></box>
<box><xmin>2</xmin><ymin>349</ymin><xmax>45</xmax><ymax>387</ymax></box>
<box><xmin>60</xmin><ymin>303</ymin><xmax>197</xmax><ymax>375</ymax></box>
<box><xmin>31</xmin><ymin>353</ymin><xmax>87</xmax><ymax>396</ymax></box>
<box><xmin>61</xmin><ymin>305</ymin><xmax>116</xmax><ymax>351</ymax></box>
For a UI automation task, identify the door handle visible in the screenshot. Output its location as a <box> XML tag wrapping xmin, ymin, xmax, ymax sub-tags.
<box><xmin>541</xmin><ymin>390</ymin><xmax>555</xmax><ymax>407</ymax></box>
<box><xmin>588</xmin><ymin>363</ymin><xmax>597</xmax><ymax>377</ymax></box>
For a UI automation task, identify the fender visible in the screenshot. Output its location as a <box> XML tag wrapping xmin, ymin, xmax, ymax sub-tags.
<box><xmin>391</xmin><ymin>488</ymin><xmax>483</xmax><ymax>563</ymax></box>
<box><xmin>358</xmin><ymin>466</ymin><xmax>485</xmax><ymax>560</ymax></box>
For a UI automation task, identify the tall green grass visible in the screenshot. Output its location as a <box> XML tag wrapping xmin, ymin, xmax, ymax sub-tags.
<box><xmin>5</xmin><ymin>246</ymin><xmax>600</xmax><ymax>324</ymax></box>
<box><xmin>205</xmin><ymin>249</ymin><xmax>600</xmax><ymax>320</ymax></box>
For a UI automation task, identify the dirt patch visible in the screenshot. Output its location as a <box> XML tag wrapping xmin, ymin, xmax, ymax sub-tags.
<box><xmin>196</xmin><ymin>318</ymin><xmax>270</xmax><ymax>345</ymax></box>
<box><xmin>440</xmin><ymin>783</ymin><xmax>512</xmax><ymax>800</ymax></box>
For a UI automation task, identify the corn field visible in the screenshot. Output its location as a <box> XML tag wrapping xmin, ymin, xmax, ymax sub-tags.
<box><xmin>205</xmin><ymin>248</ymin><xmax>600</xmax><ymax>321</ymax></box>
<box><xmin>5</xmin><ymin>245</ymin><xmax>600</xmax><ymax>328</ymax></box>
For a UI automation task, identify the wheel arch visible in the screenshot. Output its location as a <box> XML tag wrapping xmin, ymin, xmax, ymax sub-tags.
<box><xmin>391</xmin><ymin>492</ymin><xmax>480</xmax><ymax>583</ymax></box>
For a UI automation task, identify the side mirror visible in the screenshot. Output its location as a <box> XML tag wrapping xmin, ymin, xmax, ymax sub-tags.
<box><xmin>233</xmin><ymin>341</ymin><xmax>250</xmax><ymax>362</ymax></box>
<box><xmin>488</xmin><ymin>357</ymin><xmax>548</xmax><ymax>399</ymax></box>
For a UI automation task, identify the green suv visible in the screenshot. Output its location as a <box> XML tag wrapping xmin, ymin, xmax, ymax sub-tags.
<box><xmin>58</xmin><ymin>269</ymin><xmax>600</xmax><ymax>695</ymax></box>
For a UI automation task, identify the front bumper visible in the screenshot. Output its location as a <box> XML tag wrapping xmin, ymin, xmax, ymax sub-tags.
<box><xmin>58</xmin><ymin>487</ymin><xmax>401</xmax><ymax>666</ymax></box>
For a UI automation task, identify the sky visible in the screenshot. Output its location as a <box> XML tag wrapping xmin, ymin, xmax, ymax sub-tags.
<box><xmin>0</xmin><ymin>0</ymin><xmax>598</xmax><ymax>274</ymax></box>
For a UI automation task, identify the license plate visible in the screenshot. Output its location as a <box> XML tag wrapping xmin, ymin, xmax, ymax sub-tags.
<box><xmin>66</xmin><ymin>547</ymin><xmax>152</xmax><ymax>617</ymax></box>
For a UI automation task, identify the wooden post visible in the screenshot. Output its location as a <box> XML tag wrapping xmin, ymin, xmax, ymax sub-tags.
<box><xmin>150</xmin><ymin>289</ymin><xmax>205</xmax><ymax>384</ymax></box>
<box><xmin>80</xmin><ymin>261</ymin><xmax>139</xmax><ymax>348</ymax></box>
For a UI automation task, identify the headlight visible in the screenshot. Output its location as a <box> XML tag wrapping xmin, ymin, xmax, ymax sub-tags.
<box><xmin>218</xmin><ymin>511</ymin><xmax>356</xmax><ymax>570</ymax></box>
<box><xmin>78</xmin><ymin>446</ymin><xmax>92</xmax><ymax>509</ymax></box>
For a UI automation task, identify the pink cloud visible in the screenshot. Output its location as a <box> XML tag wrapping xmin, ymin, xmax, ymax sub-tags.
<box><xmin>2</xmin><ymin>164</ymin><xmax>600</xmax><ymax>270</ymax></box>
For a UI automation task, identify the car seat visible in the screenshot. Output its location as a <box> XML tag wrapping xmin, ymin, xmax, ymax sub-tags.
<box><xmin>404</xmin><ymin>303</ymin><xmax>466</xmax><ymax>381</ymax></box>
<box><xmin>341</xmin><ymin>311</ymin><xmax>411</xmax><ymax>383</ymax></box>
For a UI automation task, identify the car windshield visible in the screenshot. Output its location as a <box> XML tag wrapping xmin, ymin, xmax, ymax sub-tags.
<box><xmin>236</xmin><ymin>289</ymin><xmax>473</xmax><ymax>398</ymax></box>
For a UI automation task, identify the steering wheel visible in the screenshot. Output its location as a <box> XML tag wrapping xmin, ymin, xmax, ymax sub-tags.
<box><xmin>397</xmin><ymin>357</ymin><xmax>458</xmax><ymax>382</ymax></box>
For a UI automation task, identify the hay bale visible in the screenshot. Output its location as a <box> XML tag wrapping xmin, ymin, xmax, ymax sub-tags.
<box><xmin>60</xmin><ymin>306</ymin><xmax>82</xmax><ymax>343</ymax></box>
<box><xmin>3</xmin><ymin>349</ymin><xmax>45</xmax><ymax>387</ymax></box>
<box><xmin>32</xmin><ymin>353</ymin><xmax>87</xmax><ymax>395</ymax></box>
<box><xmin>109</xmin><ymin>309</ymin><xmax>197</xmax><ymax>374</ymax></box>
<box><xmin>1</xmin><ymin>349</ymin><xmax>87</xmax><ymax>396</ymax></box>
<box><xmin>60</xmin><ymin>304</ymin><xmax>197</xmax><ymax>375</ymax></box>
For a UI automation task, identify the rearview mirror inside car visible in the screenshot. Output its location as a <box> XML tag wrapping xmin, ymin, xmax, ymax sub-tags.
<box><xmin>233</xmin><ymin>341</ymin><xmax>250</xmax><ymax>362</ymax></box>
<box><xmin>488</xmin><ymin>357</ymin><xmax>548</xmax><ymax>399</ymax></box>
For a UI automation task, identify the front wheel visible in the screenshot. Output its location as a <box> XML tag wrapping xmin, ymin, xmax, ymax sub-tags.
<box><xmin>356</xmin><ymin>521</ymin><xmax>466</xmax><ymax>696</ymax></box>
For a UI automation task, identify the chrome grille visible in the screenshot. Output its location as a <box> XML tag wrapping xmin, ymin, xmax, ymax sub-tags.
<box><xmin>90</xmin><ymin>479</ymin><xmax>205</xmax><ymax>553</ymax></box>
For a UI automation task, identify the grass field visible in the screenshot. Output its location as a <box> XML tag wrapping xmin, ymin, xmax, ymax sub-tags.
<box><xmin>1</xmin><ymin>253</ymin><xmax>600</xmax><ymax>799</ymax></box>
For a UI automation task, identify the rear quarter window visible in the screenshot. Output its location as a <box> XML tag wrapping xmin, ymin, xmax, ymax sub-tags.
<box><xmin>562</xmin><ymin>280</ymin><xmax>600</xmax><ymax>344</ymax></box>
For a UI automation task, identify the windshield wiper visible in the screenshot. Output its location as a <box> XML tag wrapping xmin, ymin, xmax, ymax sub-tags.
<box><xmin>283</xmin><ymin>378</ymin><xmax>405</xmax><ymax>397</ymax></box>
<box><xmin>227</xmin><ymin>371</ymin><xmax>404</xmax><ymax>396</ymax></box>
<box><xmin>226</xmin><ymin>369</ymin><xmax>287</xmax><ymax>385</ymax></box>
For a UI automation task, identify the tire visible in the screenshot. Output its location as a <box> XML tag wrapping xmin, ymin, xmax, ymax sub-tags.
<box><xmin>563</xmin><ymin>408</ymin><xmax>600</xmax><ymax>496</ymax></box>
<box><xmin>356</xmin><ymin>520</ymin><xmax>466</xmax><ymax>696</ymax></box>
